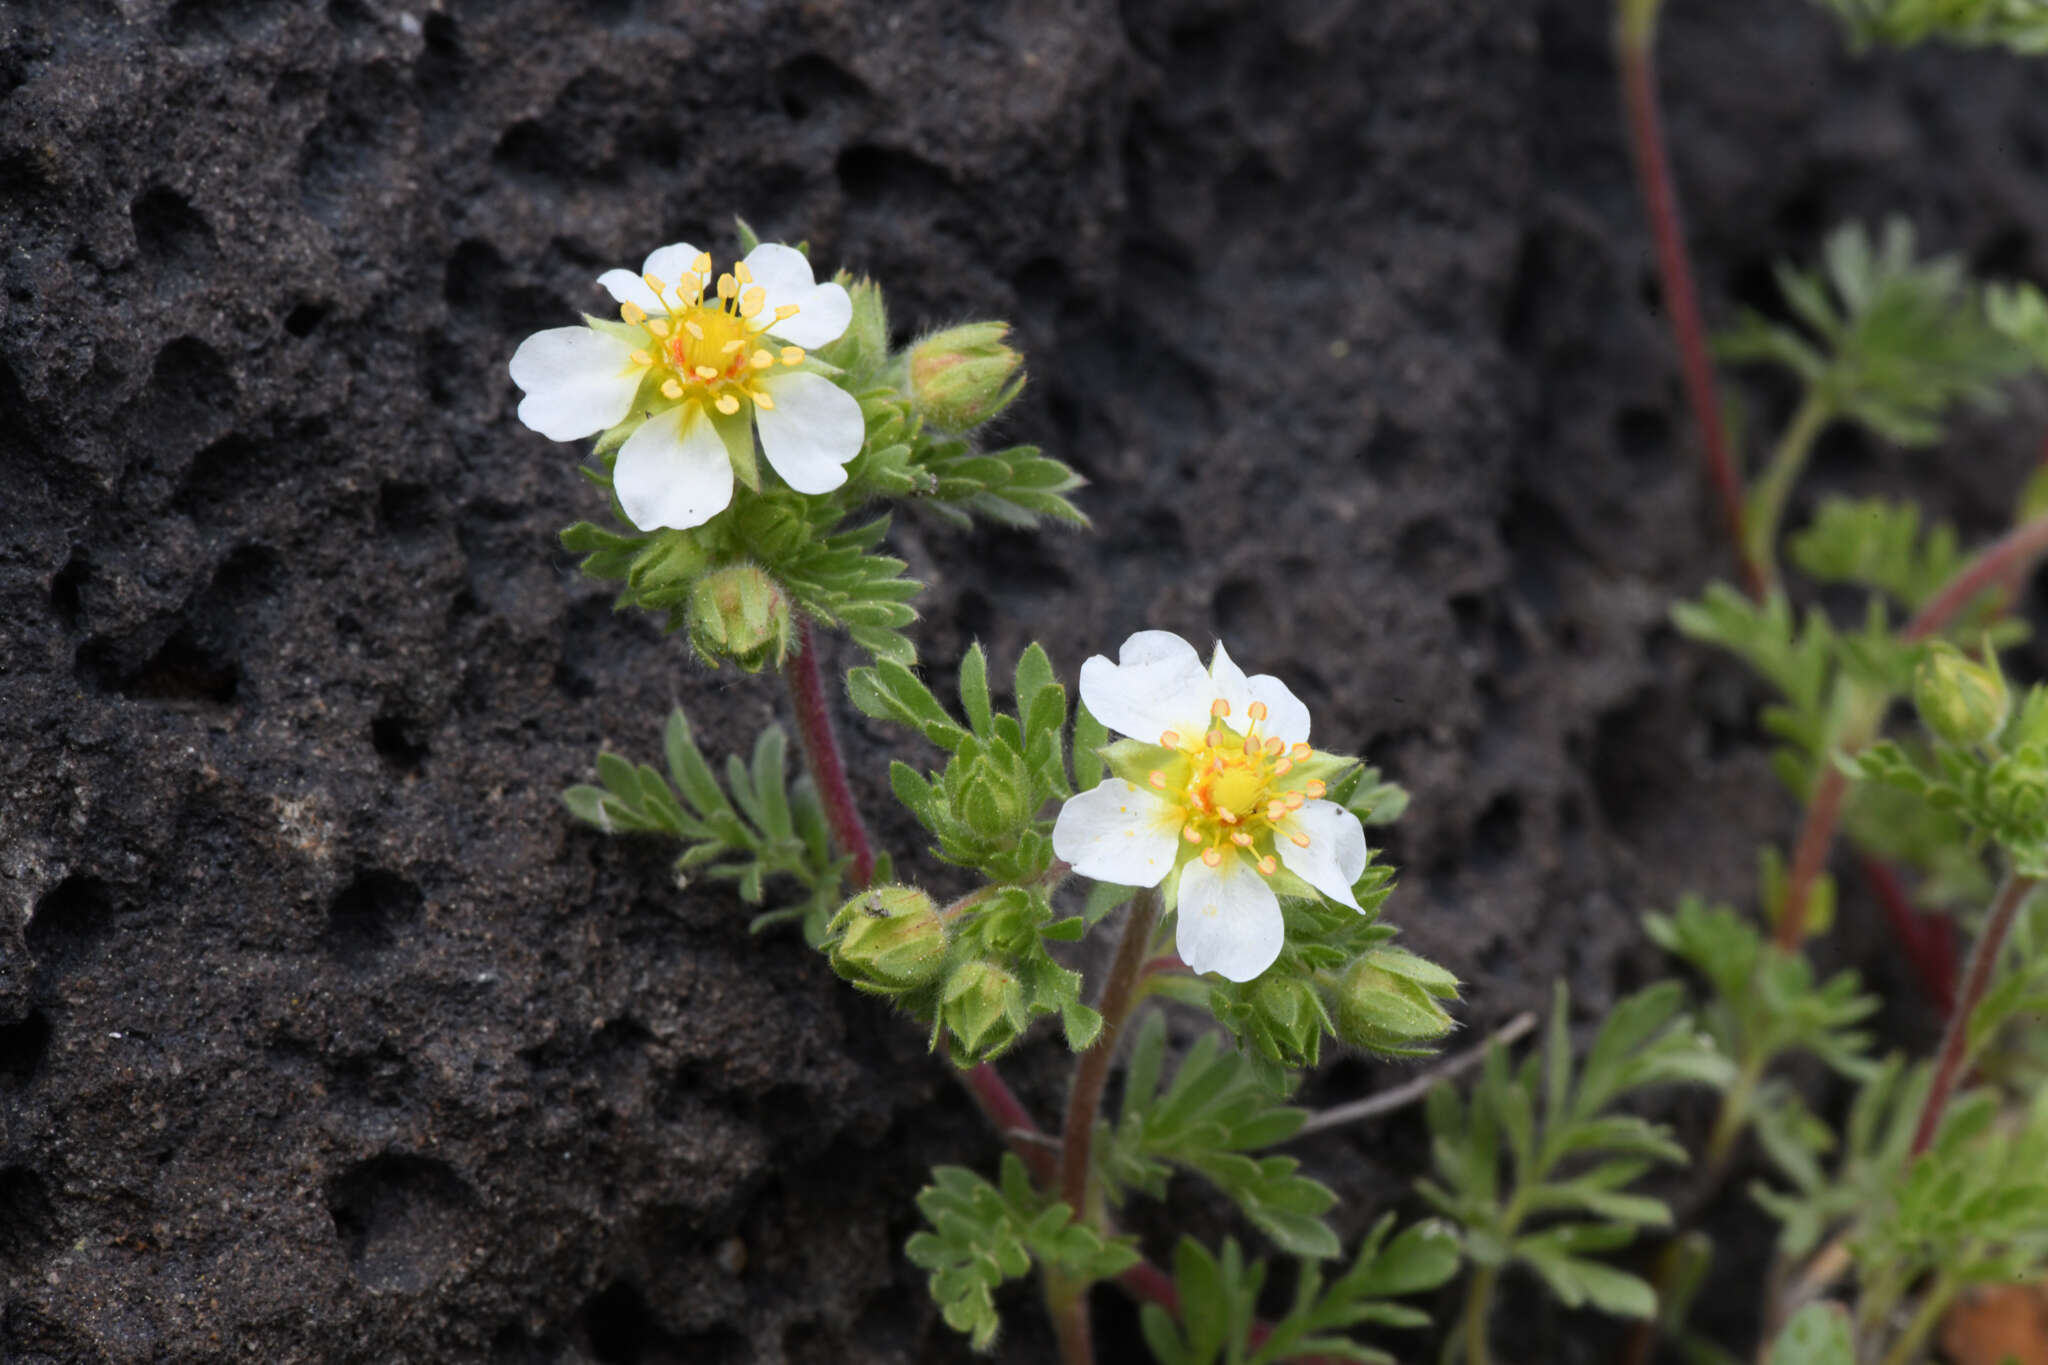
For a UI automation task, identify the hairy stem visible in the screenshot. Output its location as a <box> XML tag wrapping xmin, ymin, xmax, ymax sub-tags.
<box><xmin>1463</xmin><ymin>1263</ymin><xmax>1501</xmax><ymax>1365</ymax></box>
<box><xmin>1047</xmin><ymin>1271</ymin><xmax>1095</xmax><ymax>1365</ymax></box>
<box><xmin>783</xmin><ymin>617</ymin><xmax>876</xmax><ymax>889</ymax></box>
<box><xmin>1702</xmin><ymin>1049</ymin><xmax>1766</xmax><ymax>1178</ymax></box>
<box><xmin>1617</xmin><ymin>0</ymin><xmax>1762</xmax><ymax>597</ymax></box>
<box><xmin>960</xmin><ymin>1060</ymin><xmax>1057</xmax><ymax>1186</ymax></box>
<box><xmin>1774</xmin><ymin>509</ymin><xmax>2048</xmax><ymax>949</ymax></box>
<box><xmin>1061</xmin><ymin>887</ymin><xmax>1163</xmax><ymax>1217</ymax></box>
<box><xmin>1743</xmin><ymin>391</ymin><xmax>1831</xmax><ymax>589</ymax></box>
<box><xmin>1909</xmin><ymin>872</ymin><xmax>2038</xmax><ymax>1156</ymax></box>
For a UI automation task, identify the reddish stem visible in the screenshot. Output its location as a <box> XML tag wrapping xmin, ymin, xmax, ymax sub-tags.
<box><xmin>1860</xmin><ymin>857</ymin><xmax>1958</xmax><ymax>1016</ymax></box>
<box><xmin>1061</xmin><ymin>890</ymin><xmax>1161</xmax><ymax>1227</ymax></box>
<box><xmin>784</xmin><ymin>617</ymin><xmax>876</xmax><ymax>889</ymax></box>
<box><xmin>1909</xmin><ymin>873</ymin><xmax>2037</xmax><ymax>1156</ymax></box>
<box><xmin>1619</xmin><ymin>16</ymin><xmax>1762</xmax><ymax>598</ymax></box>
<box><xmin>1772</xmin><ymin>511</ymin><xmax>2048</xmax><ymax>948</ymax></box>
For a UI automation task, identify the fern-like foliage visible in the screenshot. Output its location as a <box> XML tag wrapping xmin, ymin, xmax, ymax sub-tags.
<box><xmin>907</xmin><ymin>1154</ymin><xmax>1139</xmax><ymax>1351</ymax></box>
<box><xmin>1787</xmin><ymin>496</ymin><xmax>1965</xmax><ymax>612</ymax></box>
<box><xmin>1716</xmin><ymin>219</ymin><xmax>2030</xmax><ymax>445</ymax></box>
<box><xmin>1139</xmin><ymin>1218</ymin><xmax>1460</xmax><ymax>1365</ymax></box>
<box><xmin>1421</xmin><ymin>982</ymin><xmax>1733</xmax><ymax>1320</ymax></box>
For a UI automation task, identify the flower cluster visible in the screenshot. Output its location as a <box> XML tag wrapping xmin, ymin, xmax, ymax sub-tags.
<box><xmin>1053</xmin><ymin>631</ymin><xmax>1369</xmax><ymax>981</ymax></box>
<box><xmin>510</xmin><ymin>241</ymin><xmax>863</xmax><ymax>532</ymax></box>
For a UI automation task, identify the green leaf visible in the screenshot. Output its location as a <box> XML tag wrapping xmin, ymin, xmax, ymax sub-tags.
<box><xmin>1812</xmin><ymin>0</ymin><xmax>2048</xmax><ymax>52</ymax></box>
<box><xmin>1763</xmin><ymin>1303</ymin><xmax>1854</xmax><ymax>1365</ymax></box>
<box><xmin>1514</xmin><ymin>1230</ymin><xmax>1657</xmax><ymax>1319</ymax></box>
<box><xmin>959</xmin><ymin>643</ymin><xmax>993</xmax><ymax>736</ymax></box>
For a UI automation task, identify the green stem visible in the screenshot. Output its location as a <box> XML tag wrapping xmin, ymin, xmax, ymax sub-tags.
<box><xmin>1743</xmin><ymin>391</ymin><xmax>1832</xmax><ymax>588</ymax></box>
<box><xmin>1047</xmin><ymin>1271</ymin><xmax>1096</xmax><ymax>1365</ymax></box>
<box><xmin>1876</xmin><ymin>1274</ymin><xmax>1957</xmax><ymax>1365</ymax></box>
<box><xmin>1462</xmin><ymin>1264</ymin><xmax>1501</xmax><ymax>1365</ymax></box>
<box><xmin>1703</xmin><ymin>1049</ymin><xmax>1766</xmax><ymax>1178</ymax></box>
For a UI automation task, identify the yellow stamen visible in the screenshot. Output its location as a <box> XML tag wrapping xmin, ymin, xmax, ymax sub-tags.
<box><xmin>715</xmin><ymin>393</ymin><xmax>741</xmax><ymax>415</ymax></box>
<box><xmin>1274</xmin><ymin>759</ymin><xmax>1293</xmax><ymax>776</ymax></box>
<box><xmin>1247</xmin><ymin>701</ymin><xmax>1268</xmax><ymax>721</ymax></box>
<box><xmin>1200</xmin><ymin>848</ymin><xmax>1222</xmax><ymax>868</ymax></box>
<box><xmin>1257</xmin><ymin>856</ymin><xmax>1277</xmax><ymax>876</ymax></box>
<box><xmin>774</xmin><ymin>304</ymin><xmax>799</xmax><ymax>321</ymax></box>
<box><xmin>1291</xmin><ymin>832</ymin><xmax>1311</xmax><ymax>848</ymax></box>
<box><xmin>734</xmin><ymin>261</ymin><xmax>753</xmax><ymax>284</ymax></box>
<box><xmin>1267</xmin><ymin>800</ymin><xmax>1287</xmax><ymax>821</ymax></box>
<box><xmin>739</xmin><ymin>286</ymin><xmax>766</xmax><ymax>318</ymax></box>
<box><xmin>641</xmin><ymin>272</ymin><xmax>667</xmax><ymax>296</ymax></box>
<box><xmin>780</xmin><ymin>346</ymin><xmax>804</xmax><ymax>366</ymax></box>
<box><xmin>1159</xmin><ymin>730</ymin><xmax>1180</xmax><ymax>748</ymax></box>
<box><xmin>691</xmin><ymin>251</ymin><xmax>713</xmax><ymax>274</ymax></box>
<box><xmin>629</xmin><ymin>349</ymin><xmax>653</xmax><ymax>367</ymax></box>
<box><xmin>1206</xmin><ymin>730</ymin><xmax>1227</xmax><ymax>749</ymax></box>
<box><xmin>1291</xmin><ymin>742</ymin><xmax>1312</xmax><ymax>761</ymax></box>
<box><xmin>1230</xmin><ymin>831</ymin><xmax>1253</xmax><ymax>847</ymax></box>
<box><xmin>694</xmin><ymin>365</ymin><xmax>720</xmax><ymax>380</ymax></box>
<box><xmin>717</xmin><ymin>273</ymin><xmax>738</xmax><ymax>299</ymax></box>
<box><xmin>1211</xmin><ymin>698</ymin><xmax>1231</xmax><ymax>719</ymax></box>
<box><xmin>684</xmin><ymin>321</ymin><xmax>705</xmax><ymax>340</ymax></box>
<box><xmin>660</xmin><ymin>379</ymin><xmax>683</xmax><ymax>400</ymax></box>
<box><xmin>749</xmin><ymin>388</ymin><xmax>775</xmax><ymax>410</ymax></box>
<box><xmin>751</xmin><ymin>349</ymin><xmax>774</xmax><ymax>369</ymax></box>
<box><xmin>1148</xmin><ymin>771</ymin><xmax>1167</xmax><ymax>790</ymax></box>
<box><xmin>1264</xmin><ymin>737</ymin><xmax>1283</xmax><ymax>756</ymax></box>
<box><xmin>1304</xmin><ymin>779</ymin><xmax>1326</xmax><ymax>798</ymax></box>
<box><xmin>721</xmin><ymin>339</ymin><xmax>745</xmax><ymax>354</ymax></box>
<box><xmin>647</xmin><ymin>318</ymin><xmax>671</xmax><ymax>338</ymax></box>
<box><xmin>620</xmin><ymin>302</ymin><xmax>647</xmax><ymax>325</ymax></box>
<box><xmin>1218</xmin><ymin>810</ymin><xmax>1238</xmax><ymax>825</ymax></box>
<box><xmin>1285</xmin><ymin>791</ymin><xmax>1305</xmax><ymax>810</ymax></box>
<box><xmin>1183</xmin><ymin>827</ymin><xmax>1203</xmax><ymax>845</ymax></box>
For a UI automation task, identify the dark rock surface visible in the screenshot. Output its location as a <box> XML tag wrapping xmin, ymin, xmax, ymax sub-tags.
<box><xmin>3</xmin><ymin>0</ymin><xmax>2045</xmax><ymax>1360</ymax></box>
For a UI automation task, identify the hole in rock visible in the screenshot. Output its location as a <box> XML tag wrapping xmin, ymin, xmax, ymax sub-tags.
<box><xmin>0</xmin><ymin>1012</ymin><xmax>51</xmax><ymax>1089</ymax></box>
<box><xmin>26</xmin><ymin>876</ymin><xmax>114</xmax><ymax>965</ymax></box>
<box><xmin>0</xmin><ymin>1166</ymin><xmax>58</xmax><ymax>1263</ymax></box>
<box><xmin>326</xmin><ymin>1153</ymin><xmax>476</xmax><ymax>1292</ymax></box>
<box><xmin>323</xmin><ymin>868</ymin><xmax>423</xmax><ymax>960</ymax></box>
<box><xmin>370</xmin><ymin>715</ymin><xmax>429</xmax><ymax>771</ymax></box>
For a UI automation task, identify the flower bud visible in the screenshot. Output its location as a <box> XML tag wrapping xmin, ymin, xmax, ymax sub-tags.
<box><xmin>1246</xmin><ymin>974</ymin><xmax>1324</xmax><ymax>1069</ymax></box>
<box><xmin>941</xmin><ymin>959</ymin><xmax>1026</xmax><ymax>1061</ymax></box>
<box><xmin>827</xmin><ymin>885</ymin><xmax>948</xmax><ymax>993</ymax></box>
<box><xmin>950</xmin><ymin>747</ymin><xmax>1033</xmax><ymax>840</ymax></box>
<box><xmin>687</xmin><ymin>564</ymin><xmax>793</xmax><ymax>673</ymax></box>
<box><xmin>1912</xmin><ymin>643</ymin><xmax>2009</xmax><ymax>749</ymax></box>
<box><xmin>1333</xmin><ymin>961</ymin><xmax>1454</xmax><ymax>1054</ymax></box>
<box><xmin>908</xmin><ymin>322</ymin><xmax>1025</xmax><ymax>432</ymax></box>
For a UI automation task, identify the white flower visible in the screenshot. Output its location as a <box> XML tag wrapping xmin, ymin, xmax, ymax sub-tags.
<box><xmin>509</xmin><ymin>241</ymin><xmax>863</xmax><ymax>531</ymax></box>
<box><xmin>1051</xmin><ymin>631</ymin><xmax>1368</xmax><ymax>982</ymax></box>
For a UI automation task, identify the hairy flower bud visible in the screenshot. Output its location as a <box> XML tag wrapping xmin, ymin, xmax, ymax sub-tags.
<box><xmin>1333</xmin><ymin>961</ymin><xmax>1454</xmax><ymax>1054</ymax></box>
<box><xmin>941</xmin><ymin>959</ymin><xmax>1026</xmax><ymax>1061</ymax></box>
<box><xmin>909</xmin><ymin>322</ymin><xmax>1025</xmax><ymax>432</ymax></box>
<box><xmin>687</xmin><ymin>564</ymin><xmax>793</xmax><ymax>673</ymax></box>
<box><xmin>1913</xmin><ymin>642</ymin><xmax>2009</xmax><ymax>749</ymax></box>
<box><xmin>827</xmin><ymin>885</ymin><xmax>948</xmax><ymax>993</ymax></box>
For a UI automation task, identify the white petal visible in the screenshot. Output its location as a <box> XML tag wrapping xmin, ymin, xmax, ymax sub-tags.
<box><xmin>754</xmin><ymin>371</ymin><xmax>863</xmax><ymax>494</ymax></box>
<box><xmin>596</xmin><ymin>269</ymin><xmax>665</xmax><ymax>316</ymax></box>
<box><xmin>1078</xmin><ymin>630</ymin><xmax>1217</xmax><ymax>744</ymax></box>
<box><xmin>1051</xmin><ymin>781</ymin><xmax>1182</xmax><ymax>887</ymax></box>
<box><xmin>1208</xmin><ymin>641</ymin><xmax>1311</xmax><ymax>745</ymax></box>
<box><xmin>640</xmin><ymin>242</ymin><xmax>705</xmax><ymax>293</ymax></box>
<box><xmin>509</xmin><ymin>326</ymin><xmax>641</xmax><ymax>442</ymax></box>
<box><xmin>743</xmin><ymin>243</ymin><xmax>852</xmax><ymax>348</ymax></box>
<box><xmin>1274</xmin><ymin>799</ymin><xmax>1369</xmax><ymax>909</ymax></box>
<box><xmin>613</xmin><ymin>403</ymin><xmax>734</xmax><ymax>531</ymax></box>
<box><xmin>1174</xmin><ymin>855</ymin><xmax>1284</xmax><ymax>982</ymax></box>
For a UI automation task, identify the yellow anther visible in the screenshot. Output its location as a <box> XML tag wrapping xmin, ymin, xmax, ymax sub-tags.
<box><xmin>780</xmin><ymin>346</ymin><xmax>804</xmax><ymax>366</ymax></box>
<box><xmin>1241</xmin><ymin>735</ymin><xmax>1258</xmax><ymax>755</ymax></box>
<box><xmin>739</xmin><ymin>286</ymin><xmax>766</xmax><ymax>317</ymax></box>
<box><xmin>1285</xmin><ymin>791</ymin><xmax>1305</xmax><ymax>810</ymax></box>
<box><xmin>734</xmin><ymin>261</ymin><xmax>753</xmax><ymax>284</ymax></box>
<box><xmin>1304</xmin><ymin>779</ymin><xmax>1326</xmax><ymax>798</ymax></box>
<box><xmin>1290</xmin><ymin>832</ymin><xmax>1311</xmax><ymax>848</ymax></box>
<box><xmin>716</xmin><ymin>273</ymin><xmax>738</xmax><ymax>299</ymax></box>
<box><xmin>620</xmin><ymin>302</ymin><xmax>647</xmax><ymax>325</ymax></box>
<box><xmin>715</xmin><ymin>394</ymin><xmax>741</xmax><ymax>415</ymax></box>
<box><xmin>1257</xmin><ymin>856</ymin><xmax>1278</xmax><ymax>876</ymax></box>
<box><xmin>1159</xmin><ymin>730</ymin><xmax>1180</xmax><ymax>748</ymax></box>
<box><xmin>647</xmin><ymin>318</ymin><xmax>671</xmax><ymax>338</ymax></box>
<box><xmin>641</xmin><ymin>272</ymin><xmax>667</xmax><ymax>296</ymax></box>
<box><xmin>1147</xmin><ymin>771</ymin><xmax>1167</xmax><ymax>790</ymax></box>
<box><xmin>1230</xmin><ymin>831</ymin><xmax>1253</xmax><ymax>847</ymax></box>
<box><xmin>1247</xmin><ymin>701</ymin><xmax>1268</xmax><ymax>722</ymax></box>
<box><xmin>1264</xmin><ymin>737</ymin><xmax>1284</xmax><ymax>756</ymax></box>
<box><xmin>694</xmin><ymin>365</ymin><xmax>720</xmax><ymax>380</ymax></box>
<box><xmin>1218</xmin><ymin>810</ymin><xmax>1239</xmax><ymax>825</ymax></box>
<box><xmin>660</xmin><ymin>379</ymin><xmax>684</xmax><ymax>400</ymax></box>
<box><xmin>1183</xmin><ymin>826</ymin><xmax>1203</xmax><ymax>845</ymax></box>
<box><xmin>721</xmin><ymin>339</ymin><xmax>745</xmax><ymax>354</ymax></box>
<box><xmin>691</xmin><ymin>251</ymin><xmax>713</xmax><ymax>274</ymax></box>
<box><xmin>1267</xmin><ymin>800</ymin><xmax>1287</xmax><ymax>821</ymax></box>
<box><xmin>1200</xmin><ymin>848</ymin><xmax>1222</xmax><ymax>868</ymax></box>
<box><xmin>1206</xmin><ymin>730</ymin><xmax>1227</xmax><ymax>749</ymax></box>
<box><xmin>1291</xmin><ymin>742</ymin><xmax>1312</xmax><ymax>761</ymax></box>
<box><xmin>749</xmin><ymin>388</ymin><xmax>775</xmax><ymax>410</ymax></box>
<box><xmin>680</xmin><ymin>322</ymin><xmax>702</xmax><ymax>341</ymax></box>
<box><xmin>1274</xmin><ymin>759</ymin><xmax>1293</xmax><ymax>776</ymax></box>
<box><xmin>1210</xmin><ymin>698</ymin><xmax>1231</xmax><ymax>719</ymax></box>
<box><xmin>746</xmin><ymin>350</ymin><xmax>770</xmax><ymax>370</ymax></box>
<box><xmin>629</xmin><ymin>349</ymin><xmax>653</xmax><ymax>367</ymax></box>
<box><xmin>774</xmin><ymin>303</ymin><xmax>799</xmax><ymax>320</ymax></box>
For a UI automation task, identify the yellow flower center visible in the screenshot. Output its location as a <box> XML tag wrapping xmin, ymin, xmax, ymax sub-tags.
<box><xmin>620</xmin><ymin>253</ymin><xmax>808</xmax><ymax>417</ymax></box>
<box><xmin>1146</xmin><ymin>699</ymin><xmax>1327</xmax><ymax>875</ymax></box>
